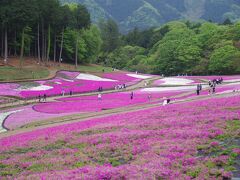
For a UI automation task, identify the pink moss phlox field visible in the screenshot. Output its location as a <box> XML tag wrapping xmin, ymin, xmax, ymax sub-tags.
<box><xmin>3</xmin><ymin>106</ymin><xmax>71</xmax><ymax>130</ymax></box>
<box><xmin>0</xmin><ymin>83</ymin><xmax>21</xmax><ymax>97</ymax></box>
<box><xmin>0</xmin><ymin>96</ymin><xmax>239</xmax><ymax>179</ymax></box>
<box><xmin>3</xmin><ymin>90</ymin><xmax>185</xmax><ymax>129</ymax></box>
<box><xmin>33</xmin><ymin>91</ymin><xmax>184</xmax><ymax>114</ymax></box>
<box><xmin>0</xmin><ymin>71</ymin><xmax>151</xmax><ymax>99</ymax></box>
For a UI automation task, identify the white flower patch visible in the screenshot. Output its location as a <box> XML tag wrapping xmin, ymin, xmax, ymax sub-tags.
<box><xmin>224</xmin><ymin>79</ymin><xmax>240</xmax><ymax>83</ymax></box>
<box><xmin>19</xmin><ymin>85</ymin><xmax>53</xmax><ymax>91</ymax></box>
<box><xmin>223</xmin><ymin>82</ymin><xmax>240</xmax><ymax>86</ymax></box>
<box><xmin>127</xmin><ymin>74</ymin><xmax>152</xmax><ymax>79</ymax></box>
<box><xmin>0</xmin><ymin>110</ymin><xmax>23</xmax><ymax>133</ymax></box>
<box><xmin>160</xmin><ymin>78</ymin><xmax>194</xmax><ymax>85</ymax></box>
<box><xmin>141</xmin><ymin>86</ymin><xmax>203</xmax><ymax>92</ymax></box>
<box><xmin>76</xmin><ymin>73</ymin><xmax>117</xmax><ymax>82</ymax></box>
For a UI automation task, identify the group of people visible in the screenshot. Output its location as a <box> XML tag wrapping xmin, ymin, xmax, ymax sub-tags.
<box><xmin>196</xmin><ymin>84</ymin><xmax>203</xmax><ymax>95</ymax></box>
<box><xmin>163</xmin><ymin>97</ymin><xmax>171</xmax><ymax>106</ymax></box>
<box><xmin>196</xmin><ymin>77</ymin><xmax>224</xmax><ymax>95</ymax></box>
<box><xmin>61</xmin><ymin>90</ymin><xmax>73</xmax><ymax>96</ymax></box>
<box><xmin>115</xmin><ymin>84</ymin><xmax>127</xmax><ymax>90</ymax></box>
<box><xmin>38</xmin><ymin>94</ymin><xmax>47</xmax><ymax>102</ymax></box>
<box><xmin>98</xmin><ymin>87</ymin><xmax>103</xmax><ymax>92</ymax></box>
<box><xmin>208</xmin><ymin>78</ymin><xmax>223</xmax><ymax>94</ymax></box>
<box><xmin>178</xmin><ymin>74</ymin><xmax>188</xmax><ymax>76</ymax></box>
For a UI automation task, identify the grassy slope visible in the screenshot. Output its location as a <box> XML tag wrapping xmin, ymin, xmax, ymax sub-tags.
<box><xmin>0</xmin><ymin>66</ymin><xmax>49</xmax><ymax>81</ymax></box>
<box><xmin>0</xmin><ymin>63</ymin><xmax>113</xmax><ymax>82</ymax></box>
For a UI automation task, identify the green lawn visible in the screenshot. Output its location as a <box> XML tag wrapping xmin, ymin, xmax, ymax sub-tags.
<box><xmin>57</xmin><ymin>64</ymin><xmax>113</xmax><ymax>73</ymax></box>
<box><xmin>0</xmin><ymin>64</ymin><xmax>113</xmax><ymax>82</ymax></box>
<box><xmin>0</xmin><ymin>66</ymin><xmax>49</xmax><ymax>81</ymax></box>
<box><xmin>76</xmin><ymin>64</ymin><xmax>113</xmax><ymax>73</ymax></box>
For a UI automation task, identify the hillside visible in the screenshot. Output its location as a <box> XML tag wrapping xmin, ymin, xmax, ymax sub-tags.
<box><xmin>61</xmin><ymin>0</ymin><xmax>240</xmax><ymax>32</ymax></box>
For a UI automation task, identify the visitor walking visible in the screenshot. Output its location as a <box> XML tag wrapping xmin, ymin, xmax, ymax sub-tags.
<box><xmin>130</xmin><ymin>92</ymin><xmax>134</xmax><ymax>100</ymax></box>
<box><xmin>212</xmin><ymin>81</ymin><xmax>216</xmax><ymax>93</ymax></box>
<box><xmin>61</xmin><ymin>90</ymin><xmax>65</xmax><ymax>96</ymax></box>
<box><xmin>98</xmin><ymin>93</ymin><xmax>102</xmax><ymax>100</ymax></box>
<box><xmin>163</xmin><ymin>97</ymin><xmax>171</xmax><ymax>106</ymax></box>
<box><xmin>43</xmin><ymin>94</ymin><xmax>47</xmax><ymax>102</ymax></box>
<box><xmin>196</xmin><ymin>84</ymin><xmax>200</xmax><ymax>95</ymax></box>
<box><xmin>38</xmin><ymin>95</ymin><xmax>41</xmax><ymax>102</ymax></box>
<box><xmin>148</xmin><ymin>94</ymin><xmax>152</xmax><ymax>101</ymax></box>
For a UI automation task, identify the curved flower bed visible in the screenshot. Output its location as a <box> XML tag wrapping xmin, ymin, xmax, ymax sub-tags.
<box><xmin>2</xmin><ymin>106</ymin><xmax>72</xmax><ymax>130</ymax></box>
<box><xmin>0</xmin><ymin>96</ymin><xmax>239</xmax><ymax>179</ymax></box>
<box><xmin>0</xmin><ymin>71</ymin><xmax>152</xmax><ymax>99</ymax></box>
<box><xmin>3</xmin><ymin>90</ymin><xmax>186</xmax><ymax>130</ymax></box>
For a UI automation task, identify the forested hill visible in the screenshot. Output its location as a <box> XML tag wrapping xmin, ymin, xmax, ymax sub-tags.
<box><xmin>61</xmin><ymin>0</ymin><xmax>240</xmax><ymax>32</ymax></box>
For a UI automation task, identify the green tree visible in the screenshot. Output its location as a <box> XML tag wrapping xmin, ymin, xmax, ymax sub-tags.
<box><xmin>208</xmin><ymin>45</ymin><xmax>240</xmax><ymax>74</ymax></box>
<box><xmin>99</xmin><ymin>19</ymin><xmax>121</xmax><ymax>53</ymax></box>
<box><xmin>81</xmin><ymin>25</ymin><xmax>102</xmax><ymax>63</ymax></box>
<box><xmin>71</xmin><ymin>4</ymin><xmax>91</xmax><ymax>67</ymax></box>
<box><xmin>107</xmin><ymin>45</ymin><xmax>146</xmax><ymax>70</ymax></box>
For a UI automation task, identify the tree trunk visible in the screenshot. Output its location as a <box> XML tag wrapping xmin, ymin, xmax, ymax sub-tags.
<box><xmin>41</xmin><ymin>21</ymin><xmax>45</xmax><ymax>62</ymax></box>
<box><xmin>4</xmin><ymin>27</ymin><xmax>8</xmax><ymax>64</ymax></box>
<box><xmin>44</xmin><ymin>31</ymin><xmax>47</xmax><ymax>64</ymax></box>
<box><xmin>34</xmin><ymin>38</ymin><xmax>37</xmax><ymax>59</ymax></box>
<box><xmin>53</xmin><ymin>34</ymin><xmax>56</xmax><ymax>63</ymax></box>
<box><xmin>75</xmin><ymin>34</ymin><xmax>78</xmax><ymax>68</ymax></box>
<box><xmin>37</xmin><ymin>23</ymin><xmax>41</xmax><ymax>64</ymax></box>
<box><xmin>59</xmin><ymin>28</ymin><xmax>64</xmax><ymax>64</ymax></box>
<box><xmin>1</xmin><ymin>28</ymin><xmax>4</xmax><ymax>57</ymax></box>
<box><xmin>20</xmin><ymin>28</ymin><xmax>25</xmax><ymax>69</ymax></box>
<box><xmin>14</xmin><ymin>30</ymin><xmax>17</xmax><ymax>56</ymax></box>
<box><xmin>47</xmin><ymin>24</ymin><xmax>51</xmax><ymax>63</ymax></box>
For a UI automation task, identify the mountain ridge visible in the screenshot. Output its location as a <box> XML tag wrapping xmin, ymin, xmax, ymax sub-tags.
<box><xmin>61</xmin><ymin>0</ymin><xmax>240</xmax><ymax>32</ymax></box>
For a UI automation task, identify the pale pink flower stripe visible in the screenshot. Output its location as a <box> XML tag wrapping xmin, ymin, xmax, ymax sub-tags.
<box><xmin>3</xmin><ymin>106</ymin><xmax>72</xmax><ymax>130</ymax></box>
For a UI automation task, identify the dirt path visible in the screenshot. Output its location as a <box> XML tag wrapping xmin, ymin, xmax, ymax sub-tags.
<box><xmin>0</xmin><ymin>91</ymin><xmax>238</xmax><ymax>139</ymax></box>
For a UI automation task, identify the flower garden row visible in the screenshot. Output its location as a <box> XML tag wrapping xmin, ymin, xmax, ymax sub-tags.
<box><xmin>0</xmin><ymin>95</ymin><xmax>239</xmax><ymax>179</ymax></box>
<box><xmin>0</xmin><ymin>71</ymin><xmax>153</xmax><ymax>99</ymax></box>
<box><xmin>2</xmin><ymin>90</ymin><xmax>187</xmax><ymax>130</ymax></box>
<box><xmin>2</xmin><ymin>78</ymin><xmax>240</xmax><ymax>131</ymax></box>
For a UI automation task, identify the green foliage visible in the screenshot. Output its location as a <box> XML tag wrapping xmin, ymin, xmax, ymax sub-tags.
<box><xmin>82</xmin><ymin>25</ymin><xmax>103</xmax><ymax>62</ymax></box>
<box><xmin>150</xmin><ymin>25</ymin><xmax>201</xmax><ymax>75</ymax></box>
<box><xmin>107</xmin><ymin>45</ymin><xmax>147</xmax><ymax>71</ymax></box>
<box><xmin>74</xmin><ymin>161</ymin><xmax>85</xmax><ymax>167</ymax></box>
<box><xmin>27</xmin><ymin>163</ymin><xmax>53</xmax><ymax>172</ymax></box>
<box><xmin>109</xmin><ymin>158</ymin><xmax>122</xmax><ymax>167</ymax></box>
<box><xmin>62</xmin><ymin>25</ymin><xmax>102</xmax><ymax>63</ymax></box>
<box><xmin>186</xmin><ymin>168</ymin><xmax>201</xmax><ymax>178</ymax></box>
<box><xmin>99</xmin><ymin>19</ymin><xmax>121</xmax><ymax>53</ymax></box>
<box><xmin>209</xmin><ymin>45</ymin><xmax>240</xmax><ymax>74</ymax></box>
<box><xmin>106</xmin><ymin>20</ymin><xmax>240</xmax><ymax>75</ymax></box>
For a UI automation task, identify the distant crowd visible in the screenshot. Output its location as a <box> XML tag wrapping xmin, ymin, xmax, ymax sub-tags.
<box><xmin>196</xmin><ymin>77</ymin><xmax>223</xmax><ymax>96</ymax></box>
